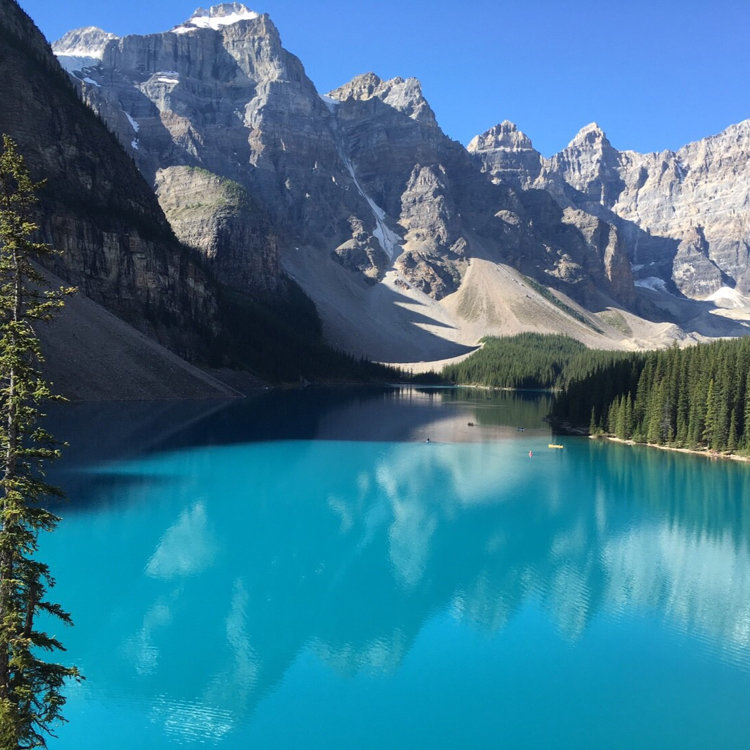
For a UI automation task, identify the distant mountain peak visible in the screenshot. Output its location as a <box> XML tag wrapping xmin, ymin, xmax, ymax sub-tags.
<box><xmin>171</xmin><ymin>3</ymin><xmax>260</xmax><ymax>33</ymax></box>
<box><xmin>328</xmin><ymin>73</ymin><xmax>437</xmax><ymax>125</ymax></box>
<box><xmin>328</xmin><ymin>72</ymin><xmax>382</xmax><ymax>99</ymax></box>
<box><xmin>567</xmin><ymin>122</ymin><xmax>610</xmax><ymax>149</ymax></box>
<box><xmin>52</xmin><ymin>26</ymin><xmax>118</xmax><ymax>55</ymax></box>
<box><xmin>468</xmin><ymin>121</ymin><xmax>535</xmax><ymax>153</ymax></box>
<box><xmin>52</xmin><ymin>26</ymin><xmax>119</xmax><ymax>73</ymax></box>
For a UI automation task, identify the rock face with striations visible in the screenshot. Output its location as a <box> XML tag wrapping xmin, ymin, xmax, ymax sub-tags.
<box><xmin>155</xmin><ymin>166</ymin><xmax>281</xmax><ymax>294</ymax></box>
<box><xmin>469</xmin><ymin>123</ymin><xmax>636</xmax><ymax>306</ymax></box>
<box><xmin>545</xmin><ymin>124</ymin><xmax>627</xmax><ymax>206</ymax></box>
<box><xmin>467</xmin><ymin>121</ymin><xmax>542</xmax><ymax>189</ymax></box>
<box><xmin>51</xmin><ymin>2</ymin><xmax>750</xmax><ymax>359</ymax></box>
<box><xmin>53</xmin><ymin>4</ymin><xmax>640</xmax><ymax>358</ymax></box>
<box><xmin>472</xmin><ymin>118</ymin><xmax>750</xmax><ymax>301</ymax></box>
<box><xmin>0</xmin><ymin>0</ymin><xmax>221</xmax><ymax>360</ymax></box>
<box><xmin>326</xmin><ymin>71</ymin><xmax>485</xmax><ymax>298</ymax></box>
<box><xmin>55</xmin><ymin>4</ymin><xmax>347</xmax><ymax>298</ymax></box>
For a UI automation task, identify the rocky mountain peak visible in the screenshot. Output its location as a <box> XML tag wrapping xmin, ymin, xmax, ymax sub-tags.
<box><xmin>52</xmin><ymin>26</ymin><xmax>118</xmax><ymax>55</ymax></box>
<box><xmin>468</xmin><ymin>121</ymin><xmax>542</xmax><ymax>188</ymax></box>
<box><xmin>544</xmin><ymin>122</ymin><xmax>625</xmax><ymax>206</ymax></box>
<box><xmin>172</xmin><ymin>3</ymin><xmax>261</xmax><ymax>32</ymax></box>
<box><xmin>675</xmin><ymin>118</ymin><xmax>750</xmax><ymax>166</ymax></box>
<box><xmin>52</xmin><ymin>26</ymin><xmax>119</xmax><ymax>73</ymax></box>
<box><xmin>467</xmin><ymin>121</ymin><xmax>535</xmax><ymax>153</ymax></box>
<box><xmin>328</xmin><ymin>72</ymin><xmax>382</xmax><ymax>100</ymax></box>
<box><xmin>0</xmin><ymin>0</ymin><xmax>224</xmax><ymax>370</ymax></box>
<box><xmin>720</xmin><ymin>117</ymin><xmax>750</xmax><ymax>143</ymax></box>
<box><xmin>567</xmin><ymin>122</ymin><xmax>611</xmax><ymax>149</ymax></box>
<box><xmin>44</xmin><ymin>0</ymin><xmax>750</xmax><ymax>358</ymax></box>
<box><xmin>328</xmin><ymin>73</ymin><xmax>437</xmax><ymax>125</ymax></box>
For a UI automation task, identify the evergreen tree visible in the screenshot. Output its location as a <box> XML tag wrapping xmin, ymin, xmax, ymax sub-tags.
<box><xmin>728</xmin><ymin>409</ymin><xmax>739</xmax><ymax>454</ymax></box>
<box><xmin>703</xmin><ymin>379</ymin><xmax>718</xmax><ymax>449</ymax></box>
<box><xmin>743</xmin><ymin>369</ymin><xmax>750</xmax><ymax>452</ymax></box>
<box><xmin>588</xmin><ymin>405</ymin><xmax>598</xmax><ymax>435</ymax></box>
<box><xmin>552</xmin><ymin>335</ymin><xmax>750</xmax><ymax>456</ymax></box>
<box><xmin>687</xmin><ymin>365</ymin><xmax>708</xmax><ymax>449</ymax></box>
<box><xmin>614</xmin><ymin>395</ymin><xmax>626</xmax><ymax>439</ymax></box>
<box><xmin>607</xmin><ymin>399</ymin><xmax>618</xmax><ymax>435</ymax></box>
<box><xmin>623</xmin><ymin>393</ymin><xmax>633</xmax><ymax>439</ymax></box>
<box><xmin>675</xmin><ymin>360</ymin><xmax>690</xmax><ymax>446</ymax></box>
<box><xmin>0</xmin><ymin>136</ymin><xmax>79</xmax><ymax>748</ymax></box>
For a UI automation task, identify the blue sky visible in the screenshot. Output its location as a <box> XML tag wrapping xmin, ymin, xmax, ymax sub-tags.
<box><xmin>17</xmin><ymin>0</ymin><xmax>750</xmax><ymax>156</ymax></box>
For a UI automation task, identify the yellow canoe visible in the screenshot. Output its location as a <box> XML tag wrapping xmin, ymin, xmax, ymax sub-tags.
<box><xmin>548</xmin><ymin>443</ymin><xmax>564</xmax><ymax>449</ymax></box>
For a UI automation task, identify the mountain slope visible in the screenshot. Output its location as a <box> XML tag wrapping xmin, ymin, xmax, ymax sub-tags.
<box><xmin>471</xmin><ymin>118</ymin><xmax>750</xmax><ymax>306</ymax></box>
<box><xmin>54</xmin><ymin>3</ymin><xmax>667</xmax><ymax>363</ymax></box>
<box><xmin>36</xmin><ymin>275</ymin><xmax>239</xmax><ymax>400</ymax></box>
<box><xmin>0</xmin><ymin>0</ymin><xmax>220</xmax><ymax>361</ymax></box>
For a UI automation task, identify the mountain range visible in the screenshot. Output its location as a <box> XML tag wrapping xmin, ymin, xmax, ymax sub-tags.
<box><xmin>2</xmin><ymin>1</ymin><xmax>749</xmax><ymax>395</ymax></box>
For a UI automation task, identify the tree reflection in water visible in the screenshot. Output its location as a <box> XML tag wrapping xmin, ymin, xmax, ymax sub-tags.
<box><xmin>39</xmin><ymin>388</ymin><xmax>750</xmax><ymax>743</ymax></box>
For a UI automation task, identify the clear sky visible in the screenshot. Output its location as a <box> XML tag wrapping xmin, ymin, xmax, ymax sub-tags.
<box><xmin>17</xmin><ymin>0</ymin><xmax>750</xmax><ymax>156</ymax></box>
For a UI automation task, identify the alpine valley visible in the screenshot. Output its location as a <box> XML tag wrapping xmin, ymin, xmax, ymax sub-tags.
<box><xmin>3</xmin><ymin>1</ymin><xmax>750</xmax><ymax>395</ymax></box>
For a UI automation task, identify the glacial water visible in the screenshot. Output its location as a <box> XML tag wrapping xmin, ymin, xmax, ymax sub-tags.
<box><xmin>39</xmin><ymin>387</ymin><xmax>750</xmax><ymax>749</ymax></box>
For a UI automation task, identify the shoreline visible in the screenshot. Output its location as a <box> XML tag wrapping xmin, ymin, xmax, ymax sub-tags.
<box><xmin>591</xmin><ymin>434</ymin><xmax>750</xmax><ymax>464</ymax></box>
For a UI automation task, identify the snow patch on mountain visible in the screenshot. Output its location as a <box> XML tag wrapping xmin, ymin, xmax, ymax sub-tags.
<box><xmin>705</xmin><ymin>286</ymin><xmax>747</xmax><ymax>308</ymax></box>
<box><xmin>125</xmin><ymin>113</ymin><xmax>140</xmax><ymax>133</ymax></box>
<box><xmin>170</xmin><ymin>4</ymin><xmax>260</xmax><ymax>34</ymax></box>
<box><xmin>325</xmin><ymin>99</ymin><xmax>401</xmax><ymax>260</ymax></box>
<box><xmin>52</xmin><ymin>27</ymin><xmax>118</xmax><ymax>73</ymax></box>
<box><xmin>341</xmin><ymin>155</ymin><xmax>401</xmax><ymax>260</ymax></box>
<box><xmin>635</xmin><ymin>276</ymin><xmax>672</xmax><ymax>294</ymax></box>
<box><xmin>154</xmin><ymin>72</ymin><xmax>180</xmax><ymax>85</ymax></box>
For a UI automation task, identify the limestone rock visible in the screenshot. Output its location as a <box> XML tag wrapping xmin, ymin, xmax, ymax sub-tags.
<box><xmin>53</xmin><ymin>0</ymin><xmax>643</xmax><ymax>362</ymax></box>
<box><xmin>0</xmin><ymin>0</ymin><xmax>220</xmax><ymax>361</ymax></box>
<box><xmin>545</xmin><ymin>123</ymin><xmax>626</xmax><ymax>206</ymax></box>
<box><xmin>331</xmin><ymin>216</ymin><xmax>389</xmax><ymax>284</ymax></box>
<box><xmin>52</xmin><ymin>26</ymin><xmax>118</xmax><ymax>73</ymax></box>
<box><xmin>467</xmin><ymin>121</ymin><xmax>542</xmax><ymax>188</ymax></box>
<box><xmin>53</xmin><ymin>2</ymin><xmax>750</xmax><ymax>361</ymax></box>
<box><xmin>328</xmin><ymin>73</ymin><xmax>438</xmax><ymax>126</ymax></box>
<box><xmin>155</xmin><ymin>166</ymin><xmax>282</xmax><ymax>295</ymax></box>
<box><xmin>539</xmin><ymin>119</ymin><xmax>750</xmax><ymax>299</ymax></box>
<box><xmin>560</xmin><ymin>209</ymin><xmax>636</xmax><ymax>306</ymax></box>
<box><xmin>672</xmin><ymin>227</ymin><xmax>725</xmax><ymax>298</ymax></box>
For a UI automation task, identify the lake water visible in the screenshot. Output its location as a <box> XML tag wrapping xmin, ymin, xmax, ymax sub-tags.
<box><xmin>41</xmin><ymin>387</ymin><xmax>750</xmax><ymax>749</ymax></box>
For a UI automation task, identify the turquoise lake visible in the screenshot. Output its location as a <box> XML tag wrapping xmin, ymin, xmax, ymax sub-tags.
<box><xmin>40</xmin><ymin>387</ymin><xmax>750</xmax><ymax>748</ymax></box>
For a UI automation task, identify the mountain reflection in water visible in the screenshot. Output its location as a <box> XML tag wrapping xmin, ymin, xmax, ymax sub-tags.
<box><xmin>40</xmin><ymin>388</ymin><xmax>750</xmax><ymax>747</ymax></box>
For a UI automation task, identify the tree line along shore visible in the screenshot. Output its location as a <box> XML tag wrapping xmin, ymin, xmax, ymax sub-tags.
<box><xmin>437</xmin><ymin>333</ymin><xmax>750</xmax><ymax>458</ymax></box>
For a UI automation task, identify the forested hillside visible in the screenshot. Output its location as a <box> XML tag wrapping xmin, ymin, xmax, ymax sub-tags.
<box><xmin>442</xmin><ymin>334</ymin><xmax>629</xmax><ymax>390</ymax></box>
<box><xmin>446</xmin><ymin>334</ymin><xmax>750</xmax><ymax>456</ymax></box>
<box><xmin>553</xmin><ymin>339</ymin><xmax>750</xmax><ymax>454</ymax></box>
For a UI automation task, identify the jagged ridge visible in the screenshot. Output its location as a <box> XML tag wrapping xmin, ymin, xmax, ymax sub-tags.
<box><xmin>48</xmin><ymin>2</ymin><xmax>750</xmax><ymax>363</ymax></box>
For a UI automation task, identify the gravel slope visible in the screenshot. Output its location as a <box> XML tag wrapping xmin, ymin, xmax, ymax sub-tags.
<box><xmin>36</xmin><ymin>288</ymin><xmax>240</xmax><ymax>401</ymax></box>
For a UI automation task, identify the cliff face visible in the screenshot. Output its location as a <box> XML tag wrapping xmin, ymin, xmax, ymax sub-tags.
<box><xmin>155</xmin><ymin>166</ymin><xmax>281</xmax><ymax>294</ymax></box>
<box><xmin>323</xmin><ymin>75</ymin><xmax>637</xmax><ymax>309</ymax></box>
<box><xmin>472</xmin><ymin>117</ymin><xmax>750</xmax><ymax>301</ymax></box>
<box><xmin>46</xmin><ymin>3</ymin><xmax>750</xmax><ymax>360</ymax></box>
<box><xmin>52</xmin><ymin>4</ymin><xmax>643</xmax><ymax>362</ymax></box>
<box><xmin>468</xmin><ymin>123</ymin><xmax>636</xmax><ymax>307</ymax></box>
<box><xmin>546</xmin><ymin>124</ymin><xmax>627</xmax><ymax>207</ymax></box>
<box><xmin>614</xmin><ymin>121</ymin><xmax>750</xmax><ymax>298</ymax></box>
<box><xmin>56</xmin><ymin>6</ymin><xmax>336</xmax><ymax>298</ymax></box>
<box><xmin>0</xmin><ymin>0</ymin><xmax>220</xmax><ymax>360</ymax></box>
<box><xmin>327</xmin><ymin>72</ymin><xmax>489</xmax><ymax>299</ymax></box>
<box><xmin>467</xmin><ymin>121</ymin><xmax>542</xmax><ymax>189</ymax></box>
